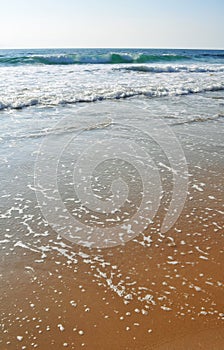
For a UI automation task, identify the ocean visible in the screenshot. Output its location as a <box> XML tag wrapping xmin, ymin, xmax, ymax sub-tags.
<box><xmin>0</xmin><ymin>48</ymin><xmax>224</xmax><ymax>110</ymax></box>
<box><xmin>0</xmin><ymin>48</ymin><xmax>224</xmax><ymax>349</ymax></box>
<box><xmin>0</xmin><ymin>47</ymin><xmax>224</xmax><ymax>245</ymax></box>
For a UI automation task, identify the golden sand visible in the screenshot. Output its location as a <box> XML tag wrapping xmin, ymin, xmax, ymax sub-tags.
<box><xmin>1</xmin><ymin>161</ymin><xmax>223</xmax><ymax>350</ymax></box>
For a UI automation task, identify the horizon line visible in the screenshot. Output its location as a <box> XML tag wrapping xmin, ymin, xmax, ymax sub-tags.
<box><xmin>0</xmin><ymin>46</ymin><xmax>224</xmax><ymax>51</ymax></box>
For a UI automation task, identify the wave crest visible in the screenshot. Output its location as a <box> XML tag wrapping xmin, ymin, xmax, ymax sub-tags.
<box><xmin>0</xmin><ymin>53</ymin><xmax>190</xmax><ymax>66</ymax></box>
<box><xmin>118</xmin><ymin>65</ymin><xmax>224</xmax><ymax>73</ymax></box>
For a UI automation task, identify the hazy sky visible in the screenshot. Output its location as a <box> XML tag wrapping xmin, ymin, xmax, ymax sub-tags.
<box><xmin>0</xmin><ymin>0</ymin><xmax>223</xmax><ymax>49</ymax></box>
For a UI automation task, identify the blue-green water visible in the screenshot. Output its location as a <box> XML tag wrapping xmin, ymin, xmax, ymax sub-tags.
<box><xmin>0</xmin><ymin>48</ymin><xmax>224</xmax><ymax>111</ymax></box>
<box><xmin>0</xmin><ymin>48</ymin><xmax>224</xmax><ymax>66</ymax></box>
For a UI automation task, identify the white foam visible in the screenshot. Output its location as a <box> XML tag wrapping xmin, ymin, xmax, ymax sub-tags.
<box><xmin>0</xmin><ymin>63</ymin><xmax>224</xmax><ymax>112</ymax></box>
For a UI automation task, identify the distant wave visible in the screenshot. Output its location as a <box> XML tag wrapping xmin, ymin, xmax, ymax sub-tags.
<box><xmin>200</xmin><ymin>53</ymin><xmax>224</xmax><ymax>58</ymax></box>
<box><xmin>1</xmin><ymin>84</ymin><xmax>224</xmax><ymax>111</ymax></box>
<box><xmin>0</xmin><ymin>53</ymin><xmax>190</xmax><ymax>66</ymax></box>
<box><xmin>118</xmin><ymin>65</ymin><xmax>224</xmax><ymax>73</ymax></box>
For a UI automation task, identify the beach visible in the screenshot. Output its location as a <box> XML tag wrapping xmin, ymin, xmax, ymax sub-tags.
<box><xmin>0</xmin><ymin>49</ymin><xmax>224</xmax><ymax>349</ymax></box>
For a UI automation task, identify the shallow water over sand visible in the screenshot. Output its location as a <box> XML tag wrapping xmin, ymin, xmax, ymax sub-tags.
<box><xmin>0</xmin><ymin>94</ymin><xmax>224</xmax><ymax>349</ymax></box>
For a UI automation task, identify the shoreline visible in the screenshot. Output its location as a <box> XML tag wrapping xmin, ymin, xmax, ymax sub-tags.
<box><xmin>0</xmin><ymin>97</ymin><xmax>224</xmax><ymax>349</ymax></box>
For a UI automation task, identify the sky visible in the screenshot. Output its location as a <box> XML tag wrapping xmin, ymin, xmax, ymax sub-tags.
<box><xmin>0</xmin><ymin>0</ymin><xmax>223</xmax><ymax>49</ymax></box>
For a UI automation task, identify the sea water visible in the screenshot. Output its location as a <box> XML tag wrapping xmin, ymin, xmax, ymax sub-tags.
<box><xmin>0</xmin><ymin>48</ymin><xmax>223</xmax><ymax>247</ymax></box>
<box><xmin>0</xmin><ymin>48</ymin><xmax>224</xmax><ymax>110</ymax></box>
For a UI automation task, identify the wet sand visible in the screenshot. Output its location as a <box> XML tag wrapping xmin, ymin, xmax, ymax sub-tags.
<box><xmin>0</xmin><ymin>103</ymin><xmax>224</xmax><ymax>349</ymax></box>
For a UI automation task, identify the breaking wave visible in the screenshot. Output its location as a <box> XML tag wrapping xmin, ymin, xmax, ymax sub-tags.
<box><xmin>118</xmin><ymin>65</ymin><xmax>224</xmax><ymax>73</ymax></box>
<box><xmin>1</xmin><ymin>84</ymin><xmax>224</xmax><ymax>111</ymax></box>
<box><xmin>0</xmin><ymin>53</ymin><xmax>190</xmax><ymax>66</ymax></box>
